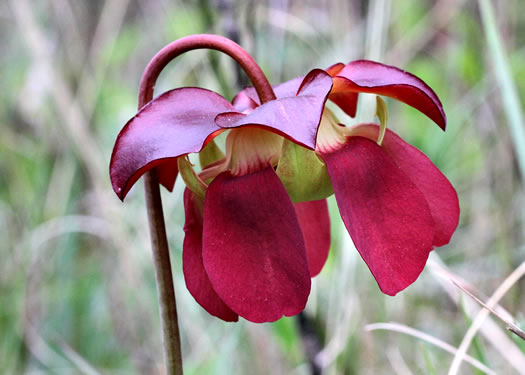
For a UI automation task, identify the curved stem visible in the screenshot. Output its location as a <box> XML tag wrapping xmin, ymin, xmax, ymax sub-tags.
<box><xmin>138</xmin><ymin>34</ymin><xmax>276</xmax><ymax>107</ymax></box>
<box><xmin>138</xmin><ymin>35</ymin><xmax>274</xmax><ymax>375</ymax></box>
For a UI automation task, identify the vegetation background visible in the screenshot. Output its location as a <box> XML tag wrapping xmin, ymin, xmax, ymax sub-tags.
<box><xmin>1</xmin><ymin>0</ymin><xmax>525</xmax><ymax>374</ymax></box>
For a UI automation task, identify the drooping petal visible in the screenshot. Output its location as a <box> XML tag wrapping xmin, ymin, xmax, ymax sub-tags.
<box><xmin>333</xmin><ymin>60</ymin><xmax>446</xmax><ymax>129</ymax></box>
<box><xmin>294</xmin><ymin>200</ymin><xmax>331</xmax><ymax>277</ymax></box>
<box><xmin>350</xmin><ymin>124</ymin><xmax>459</xmax><ymax>247</ymax></box>
<box><xmin>157</xmin><ymin>159</ymin><xmax>179</xmax><ymax>192</ymax></box>
<box><xmin>322</xmin><ymin>137</ymin><xmax>435</xmax><ymax>296</ymax></box>
<box><xmin>216</xmin><ymin>69</ymin><xmax>333</xmax><ymax>150</ymax></box>
<box><xmin>110</xmin><ymin>87</ymin><xmax>236</xmax><ymax>200</ymax></box>
<box><xmin>202</xmin><ymin>167</ymin><xmax>311</xmax><ymax>323</ymax></box>
<box><xmin>182</xmin><ymin>188</ymin><xmax>239</xmax><ymax>322</ymax></box>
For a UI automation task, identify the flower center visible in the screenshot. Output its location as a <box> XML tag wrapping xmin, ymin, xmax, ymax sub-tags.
<box><xmin>226</xmin><ymin>127</ymin><xmax>283</xmax><ymax>176</ymax></box>
<box><xmin>315</xmin><ymin>109</ymin><xmax>348</xmax><ymax>153</ymax></box>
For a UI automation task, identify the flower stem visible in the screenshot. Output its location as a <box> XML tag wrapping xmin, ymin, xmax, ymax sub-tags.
<box><xmin>138</xmin><ymin>34</ymin><xmax>276</xmax><ymax>107</ymax></box>
<box><xmin>144</xmin><ymin>170</ymin><xmax>183</xmax><ymax>375</ymax></box>
<box><xmin>138</xmin><ymin>34</ymin><xmax>275</xmax><ymax>375</ymax></box>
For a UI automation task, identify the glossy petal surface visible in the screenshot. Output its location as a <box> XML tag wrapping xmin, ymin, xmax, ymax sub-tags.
<box><xmin>202</xmin><ymin>167</ymin><xmax>311</xmax><ymax>322</ymax></box>
<box><xmin>323</xmin><ymin>137</ymin><xmax>435</xmax><ymax>295</ymax></box>
<box><xmin>217</xmin><ymin>70</ymin><xmax>333</xmax><ymax>149</ymax></box>
<box><xmin>352</xmin><ymin>124</ymin><xmax>459</xmax><ymax>247</ymax></box>
<box><xmin>110</xmin><ymin>87</ymin><xmax>235</xmax><ymax>200</ymax></box>
<box><xmin>333</xmin><ymin>60</ymin><xmax>446</xmax><ymax>129</ymax></box>
<box><xmin>182</xmin><ymin>189</ymin><xmax>239</xmax><ymax>322</ymax></box>
<box><xmin>294</xmin><ymin>200</ymin><xmax>331</xmax><ymax>277</ymax></box>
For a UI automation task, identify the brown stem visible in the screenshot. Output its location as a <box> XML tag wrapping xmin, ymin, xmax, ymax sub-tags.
<box><xmin>138</xmin><ymin>35</ymin><xmax>275</xmax><ymax>375</ymax></box>
<box><xmin>138</xmin><ymin>34</ymin><xmax>276</xmax><ymax>107</ymax></box>
<box><xmin>144</xmin><ymin>170</ymin><xmax>183</xmax><ymax>375</ymax></box>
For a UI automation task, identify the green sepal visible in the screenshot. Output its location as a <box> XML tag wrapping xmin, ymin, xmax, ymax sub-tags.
<box><xmin>199</xmin><ymin>139</ymin><xmax>225</xmax><ymax>169</ymax></box>
<box><xmin>276</xmin><ymin>139</ymin><xmax>333</xmax><ymax>203</ymax></box>
<box><xmin>376</xmin><ymin>96</ymin><xmax>388</xmax><ymax>146</ymax></box>
<box><xmin>177</xmin><ymin>156</ymin><xmax>207</xmax><ymax>200</ymax></box>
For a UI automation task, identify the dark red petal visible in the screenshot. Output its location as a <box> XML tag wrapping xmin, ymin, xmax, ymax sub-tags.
<box><xmin>182</xmin><ymin>188</ymin><xmax>239</xmax><ymax>322</ymax></box>
<box><xmin>232</xmin><ymin>75</ymin><xmax>305</xmax><ymax>106</ymax></box>
<box><xmin>333</xmin><ymin>60</ymin><xmax>446</xmax><ymax>129</ymax></box>
<box><xmin>325</xmin><ymin>62</ymin><xmax>345</xmax><ymax>76</ymax></box>
<box><xmin>202</xmin><ymin>167</ymin><xmax>311</xmax><ymax>323</ymax></box>
<box><xmin>231</xmin><ymin>91</ymin><xmax>258</xmax><ymax>112</ymax></box>
<box><xmin>322</xmin><ymin>137</ymin><xmax>435</xmax><ymax>295</ymax></box>
<box><xmin>353</xmin><ymin>124</ymin><xmax>459</xmax><ymax>247</ymax></box>
<box><xmin>110</xmin><ymin>87</ymin><xmax>235</xmax><ymax>200</ymax></box>
<box><xmin>216</xmin><ymin>69</ymin><xmax>333</xmax><ymax>150</ymax></box>
<box><xmin>294</xmin><ymin>200</ymin><xmax>331</xmax><ymax>277</ymax></box>
<box><xmin>328</xmin><ymin>87</ymin><xmax>359</xmax><ymax>118</ymax></box>
<box><xmin>157</xmin><ymin>159</ymin><xmax>179</xmax><ymax>192</ymax></box>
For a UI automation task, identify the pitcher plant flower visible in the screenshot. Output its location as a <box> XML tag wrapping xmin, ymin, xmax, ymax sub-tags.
<box><xmin>110</xmin><ymin>35</ymin><xmax>459</xmax><ymax>327</ymax></box>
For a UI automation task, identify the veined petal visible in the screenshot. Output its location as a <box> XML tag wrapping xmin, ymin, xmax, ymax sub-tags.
<box><xmin>182</xmin><ymin>189</ymin><xmax>239</xmax><ymax>322</ymax></box>
<box><xmin>216</xmin><ymin>69</ymin><xmax>333</xmax><ymax>150</ymax></box>
<box><xmin>322</xmin><ymin>137</ymin><xmax>435</xmax><ymax>295</ymax></box>
<box><xmin>294</xmin><ymin>200</ymin><xmax>331</xmax><ymax>277</ymax></box>
<box><xmin>333</xmin><ymin>60</ymin><xmax>446</xmax><ymax>129</ymax></box>
<box><xmin>350</xmin><ymin>124</ymin><xmax>459</xmax><ymax>247</ymax></box>
<box><xmin>202</xmin><ymin>167</ymin><xmax>311</xmax><ymax>323</ymax></box>
<box><xmin>110</xmin><ymin>87</ymin><xmax>235</xmax><ymax>200</ymax></box>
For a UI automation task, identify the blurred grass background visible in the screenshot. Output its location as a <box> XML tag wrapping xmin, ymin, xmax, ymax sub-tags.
<box><xmin>1</xmin><ymin>0</ymin><xmax>525</xmax><ymax>374</ymax></box>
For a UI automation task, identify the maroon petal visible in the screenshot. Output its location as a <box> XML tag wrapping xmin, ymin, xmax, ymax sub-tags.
<box><xmin>182</xmin><ymin>188</ymin><xmax>239</xmax><ymax>322</ymax></box>
<box><xmin>294</xmin><ymin>200</ymin><xmax>331</xmax><ymax>277</ymax></box>
<box><xmin>110</xmin><ymin>87</ymin><xmax>235</xmax><ymax>200</ymax></box>
<box><xmin>202</xmin><ymin>167</ymin><xmax>311</xmax><ymax>323</ymax></box>
<box><xmin>216</xmin><ymin>69</ymin><xmax>333</xmax><ymax>149</ymax></box>
<box><xmin>322</xmin><ymin>137</ymin><xmax>435</xmax><ymax>295</ymax></box>
<box><xmin>231</xmin><ymin>91</ymin><xmax>258</xmax><ymax>112</ymax></box>
<box><xmin>325</xmin><ymin>62</ymin><xmax>345</xmax><ymax>76</ymax></box>
<box><xmin>333</xmin><ymin>60</ymin><xmax>446</xmax><ymax>129</ymax></box>
<box><xmin>157</xmin><ymin>159</ymin><xmax>179</xmax><ymax>192</ymax></box>
<box><xmin>232</xmin><ymin>75</ymin><xmax>305</xmax><ymax>106</ymax></box>
<box><xmin>352</xmin><ymin>124</ymin><xmax>459</xmax><ymax>247</ymax></box>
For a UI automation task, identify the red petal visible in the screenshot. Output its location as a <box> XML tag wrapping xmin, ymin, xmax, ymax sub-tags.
<box><xmin>232</xmin><ymin>75</ymin><xmax>305</xmax><ymax>106</ymax></box>
<box><xmin>333</xmin><ymin>60</ymin><xmax>446</xmax><ymax>129</ymax></box>
<box><xmin>294</xmin><ymin>200</ymin><xmax>331</xmax><ymax>277</ymax></box>
<box><xmin>182</xmin><ymin>188</ymin><xmax>239</xmax><ymax>322</ymax></box>
<box><xmin>216</xmin><ymin>70</ymin><xmax>333</xmax><ymax>150</ymax></box>
<box><xmin>157</xmin><ymin>159</ymin><xmax>179</xmax><ymax>192</ymax></box>
<box><xmin>352</xmin><ymin>124</ymin><xmax>459</xmax><ymax>247</ymax></box>
<box><xmin>231</xmin><ymin>91</ymin><xmax>258</xmax><ymax>112</ymax></box>
<box><xmin>325</xmin><ymin>62</ymin><xmax>345</xmax><ymax>76</ymax></box>
<box><xmin>110</xmin><ymin>87</ymin><xmax>235</xmax><ymax>200</ymax></box>
<box><xmin>322</xmin><ymin>137</ymin><xmax>435</xmax><ymax>295</ymax></box>
<box><xmin>202</xmin><ymin>167</ymin><xmax>311</xmax><ymax>323</ymax></box>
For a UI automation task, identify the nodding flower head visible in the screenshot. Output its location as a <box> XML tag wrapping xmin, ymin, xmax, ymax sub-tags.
<box><xmin>110</xmin><ymin>35</ymin><xmax>459</xmax><ymax>323</ymax></box>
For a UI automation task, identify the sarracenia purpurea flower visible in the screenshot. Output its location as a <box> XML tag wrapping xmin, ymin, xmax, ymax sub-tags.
<box><xmin>110</xmin><ymin>35</ymin><xmax>459</xmax><ymax>323</ymax></box>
